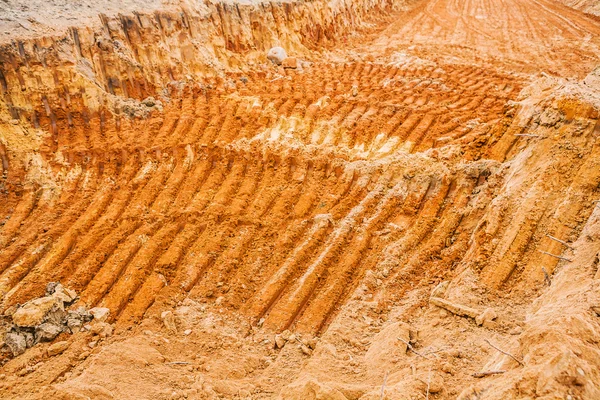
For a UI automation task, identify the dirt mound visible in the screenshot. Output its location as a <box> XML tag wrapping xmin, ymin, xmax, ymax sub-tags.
<box><xmin>1</xmin><ymin>0</ymin><xmax>600</xmax><ymax>399</ymax></box>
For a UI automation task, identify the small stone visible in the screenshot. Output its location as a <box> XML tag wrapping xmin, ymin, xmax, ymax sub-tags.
<box><xmin>307</xmin><ymin>338</ymin><xmax>318</xmax><ymax>350</ymax></box>
<box><xmin>475</xmin><ymin>308</ymin><xmax>497</xmax><ymax>326</ymax></box>
<box><xmin>351</xmin><ymin>85</ymin><xmax>358</xmax><ymax>97</ymax></box>
<box><xmin>66</xmin><ymin>318</ymin><xmax>83</xmax><ymax>333</ymax></box>
<box><xmin>281</xmin><ymin>330</ymin><xmax>292</xmax><ymax>341</ymax></box>
<box><xmin>427</xmin><ymin>373</ymin><xmax>444</xmax><ymax>394</ymax></box>
<box><xmin>161</xmin><ymin>311</ymin><xmax>177</xmax><ymax>334</ymax></box>
<box><xmin>12</xmin><ymin>296</ymin><xmax>60</xmax><ymax>327</ymax></box>
<box><xmin>267</xmin><ymin>47</ymin><xmax>287</xmax><ymax>65</ymax></box>
<box><xmin>88</xmin><ymin>341</ymin><xmax>98</xmax><ymax>349</ymax></box>
<box><xmin>51</xmin><ymin>284</ymin><xmax>78</xmax><ymax>303</ymax></box>
<box><xmin>509</xmin><ymin>326</ymin><xmax>523</xmax><ymax>335</ymax></box>
<box><xmin>142</xmin><ymin>97</ymin><xmax>156</xmax><ymax>107</ymax></box>
<box><xmin>35</xmin><ymin>322</ymin><xmax>64</xmax><ymax>342</ymax></box>
<box><xmin>79</xmin><ymin>351</ymin><xmax>90</xmax><ymax>360</ymax></box>
<box><xmin>90</xmin><ymin>322</ymin><xmax>113</xmax><ymax>338</ymax></box>
<box><xmin>282</xmin><ymin>57</ymin><xmax>298</xmax><ymax>69</ymax></box>
<box><xmin>47</xmin><ymin>341</ymin><xmax>69</xmax><ymax>356</ymax></box>
<box><xmin>441</xmin><ymin>362</ymin><xmax>455</xmax><ymax>375</ymax></box>
<box><xmin>300</xmin><ymin>344</ymin><xmax>312</xmax><ymax>355</ymax></box>
<box><xmin>274</xmin><ymin>335</ymin><xmax>286</xmax><ymax>349</ymax></box>
<box><xmin>5</xmin><ymin>332</ymin><xmax>27</xmax><ymax>356</ymax></box>
<box><xmin>144</xmin><ymin>330</ymin><xmax>154</xmax><ymax>336</ymax></box>
<box><xmin>89</xmin><ymin>307</ymin><xmax>110</xmax><ymax>322</ymax></box>
<box><xmin>184</xmin><ymin>329</ymin><xmax>192</xmax><ymax>336</ymax></box>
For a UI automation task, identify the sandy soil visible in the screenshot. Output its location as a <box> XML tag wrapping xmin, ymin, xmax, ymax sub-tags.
<box><xmin>0</xmin><ymin>0</ymin><xmax>599</xmax><ymax>399</ymax></box>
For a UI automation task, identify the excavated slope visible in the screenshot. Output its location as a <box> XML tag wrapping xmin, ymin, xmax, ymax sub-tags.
<box><xmin>0</xmin><ymin>0</ymin><xmax>600</xmax><ymax>399</ymax></box>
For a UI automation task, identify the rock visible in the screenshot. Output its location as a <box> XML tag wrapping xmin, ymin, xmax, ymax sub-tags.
<box><xmin>66</xmin><ymin>318</ymin><xmax>83</xmax><ymax>333</ymax></box>
<box><xmin>88</xmin><ymin>340</ymin><xmax>98</xmax><ymax>349</ymax></box>
<box><xmin>161</xmin><ymin>311</ymin><xmax>177</xmax><ymax>334</ymax></box>
<box><xmin>301</xmin><ymin>344</ymin><xmax>312</xmax><ymax>355</ymax></box>
<box><xmin>282</xmin><ymin>57</ymin><xmax>298</xmax><ymax>69</ymax></box>
<box><xmin>417</xmin><ymin>373</ymin><xmax>445</xmax><ymax>394</ymax></box>
<box><xmin>12</xmin><ymin>296</ymin><xmax>60</xmax><ymax>327</ymax></box>
<box><xmin>35</xmin><ymin>322</ymin><xmax>64</xmax><ymax>342</ymax></box>
<box><xmin>539</xmin><ymin>108</ymin><xmax>562</xmax><ymax>127</ymax></box>
<box><xmin>45</xmin><ymin>281</ymin><xmax>60</xmax><ymax>295</ymax></box>
<box><xmin>281</xmin><ymin>330</ymin><xmax>292</xmax><ymax>341</ymax></box>
<box><xmin>5</xmin><ymin>332</ymin><xmax>27</xmax><ymax>356</ymax></box>
<box><xmin>509</xmin><ymin>325</ymin><xmax>523</xmax><ymax>335</ymax></box>
<box><xmin>142</xmin><ymin>97</ymin><xmax>156</xmax><ymax>107</ymax></box>
<box><xmin>307</xmin><ymin>337</ymin><xmax>318</xmax><ymax>350</ymax></box>
<box><xmin>47</xmin><ymin>341</ymin><xmax>69</xmax><ymax>356</ymax></box>
<box><xmin>51</xmin><ymin>284</ymin><xmax>78</xmax><ymax>303</ymax></box>
<box><xmin>90</xmin><ymin>322</ymin><xmax>113</xmax><ymax>338</ymax></box>
<box><xmin>267</xmin><ymin>47</ymin><xmax>287</xmax><ymax>65</ymax></box>
<box><xmin>184</xmin><ymin>329</ymin><xmax>192</xmax><ymax>336</ymax></box>
<box><xmin>274</xmin><ymin>334</ymin><xmax>286</xmax><ymax>349</ymax></box>
<box><xmin>475</xmin><ymin>308</ymin><xmax>497</xmax><ymax>326</ymax></box>
<box><xmin>89</xmin><ymin>307</ymin><xmax>110</xmax><ymax>322</ymax></box>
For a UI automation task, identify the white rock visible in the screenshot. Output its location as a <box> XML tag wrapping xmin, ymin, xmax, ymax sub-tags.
<box><xmin>12</xmin><ymin>297</ymin><xmax>60</xmax><ymax>327</ymax></box>
<box><xmin>267</xmin><ymin>47</ymin><xmax>287</xmax><ymax>65</ymax></box>
<box><xmin>89</xmin><ymin>307</ymin><xmax>110</xmax><ymax>322</ymax></box>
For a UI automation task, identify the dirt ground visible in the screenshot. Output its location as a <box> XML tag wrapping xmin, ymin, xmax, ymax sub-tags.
<box><xmin>0</xmin><ymin>0</ymin><xmax>600</xmax><ymax>399</ymax></box>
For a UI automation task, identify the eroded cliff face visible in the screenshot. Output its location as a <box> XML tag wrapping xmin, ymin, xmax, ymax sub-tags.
<box><xmin>0</xmin><ymin>0</ymin><xmax>402</xmax><ymax>190</ymax></box>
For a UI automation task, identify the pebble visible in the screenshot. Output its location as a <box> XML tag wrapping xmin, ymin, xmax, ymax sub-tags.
<box><xmin>274</xmin><ymin>335</ymin><xmax>286</xmax><ymax>349</ymax></box>
<box><xmin>47</xmin><ymin>341</ymin><xmax>69</xmax><ymax>356</ymax></box>
<box><xmin>267</xmin><ymin>47</ymin><xmax>287</xmax><ymax>65</ymax></box>
<box><xmin>89</xmin><ymin>307</ymin><xmax>110</xmax><ymax>322</ymax></box>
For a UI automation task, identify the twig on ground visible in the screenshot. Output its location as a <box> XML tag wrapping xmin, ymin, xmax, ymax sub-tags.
<box><xmin>541</xmin><ymin>266</ymin><xmax>551</xmax><ymax>286</ymax></box>
<box><xmin>484</xmin><ymin>339</ymin><xmax>524</xmax><ymax>366</ymax></box>
<box><xmin>398</xmin><ymin>337</ymin><xmax>431</xmax><ymax>360</ymax></box>
<box><xmin>539</xmin><ymin>250</ymin><xmax>572</xmax><ymax>262</ymax></box>
<box><xmin>514</xmin><ymin>134</ymin><xmax>540</xmax><ymax>138</ymax></box>
<box><xmin>423</xmin><ymin>346</ymin><xmax>449</xmax><ymax>356</ymax></box>
<box><xmin>545</xmin><ymin>234</ymin><xmax>574</xmax><ymax>249</ymax></box>
<box><xmin>472</xmin><ymin>370</ymin><xmax>506</xmax><ymax>378</ymax></box>
<box><xmin>429</xmin><ymin>297</ymin><xmax>479</xmax><ymax>319</ymax></box>
<box><xmin>167</xmin><ymin>361</ymin><xmax>191</xmax><ymax>365</ymax></box>
<box><xmin>380</xmin><ymin>371</ymin><xmax>388</xmax><ymax>400</ymax></box>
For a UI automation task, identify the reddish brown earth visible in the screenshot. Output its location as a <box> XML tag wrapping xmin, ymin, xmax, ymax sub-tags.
<box><xmin>0</xmin><ymin>0</ymin><xmax>600</xmax><ymax>399</ymax></box>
